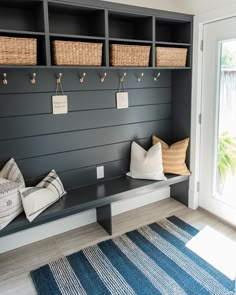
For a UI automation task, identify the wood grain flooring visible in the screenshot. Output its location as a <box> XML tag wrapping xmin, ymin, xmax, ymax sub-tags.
<box><xmin>0</xmin><ymin>198</ymin><xmax>235</xmax><ymax>295</ymax></box>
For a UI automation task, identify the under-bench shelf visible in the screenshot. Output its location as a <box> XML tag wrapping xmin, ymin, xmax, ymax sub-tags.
<box><xmin>0</xmin><ymin>174</ymin><xmax>189</xmax><ymax>238</ymax></box>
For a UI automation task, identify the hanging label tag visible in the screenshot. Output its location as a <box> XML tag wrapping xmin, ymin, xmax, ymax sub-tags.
<box><xmin>116</xmin><ymin>92</ymin><xmax>129</xmax><ymax>109</ymax></box>
<box><xmin>52</xmin><ymin>95</ymin><xmax>68</xmax><ymax>114</ymax></box>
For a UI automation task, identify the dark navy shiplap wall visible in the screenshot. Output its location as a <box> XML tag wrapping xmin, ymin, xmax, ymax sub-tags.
<box><xmin>0</xmin><ymin>69</ymin><xmax>172</xmax><ymax>190</ymax></box>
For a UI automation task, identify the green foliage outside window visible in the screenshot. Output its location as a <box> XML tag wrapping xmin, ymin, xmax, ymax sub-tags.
<box><xmin>218</xmin><ymin>132</ymin><xmax>236</xmax><ymax>182</ymax></box>
<box><xmin>221</xmin><ymin>47</ymin><xmax>236</xmax><ymax>67</ymax></box>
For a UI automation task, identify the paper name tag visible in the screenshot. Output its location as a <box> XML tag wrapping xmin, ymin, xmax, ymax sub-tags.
<box><xmin>52</xmin><ymin>95</ymin><xmax>68</xmax><ymax>114</ymax></box>
<box><xmin>116</xmin><ymin>92</ymin><xmax>129</xmax><ymax>109</ymax></box>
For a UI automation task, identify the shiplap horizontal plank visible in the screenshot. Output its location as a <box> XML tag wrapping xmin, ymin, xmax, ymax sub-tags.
<box><xmin>0</xmin><ymin>69</ymin><xmax>172</xmax><ymax>188</ymax></box>
<box><xmin>0</xmin><ymin>120</ymin><xmax>171</xmax><ymax>161</ymax></box>
<box><xmin>26</xmin><ymin>159</ymin><xmax>130</xmax><ymax>190</ymax></box>
<box><xmin>14</xmin><ymin>138</ymin><xmax>150</xmax><ymax>180</ymax></box>
<box><xmin>0</xmin><ymin>88</ymin><xmax>171</xmax><ymax>117</ymax></box>
<box><xmin>0</xmin><ymin>104</ymin><xmax>170</xmax><ymax>140</ymax></box>
<box><xmin>0</xmin><ymin>69</ymin><xmax>171</xmax><ymax>94</ymax></box>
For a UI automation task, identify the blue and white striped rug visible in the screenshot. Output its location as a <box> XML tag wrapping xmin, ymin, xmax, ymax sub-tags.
<box><xmin>31</xmin><ymin>216</ymin><xmax>234</xmax><ymax>294</ymax></box>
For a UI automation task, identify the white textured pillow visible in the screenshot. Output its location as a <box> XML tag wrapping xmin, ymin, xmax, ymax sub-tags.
<box><xmin>127</xmin><ymin>142</ymin><xmax>166</xmax><ymax>181</ymax></box>
<box><xmin>0</xmin><ymin>158</ymin><xmax>25</xmax><ymax>188</ymax></box>
<box><xmin>0</xmin><ymin>178</ymin><xmax>23</xmax><ymax>230</ymax></box>
<box><xmin>20</xmin><ymin>170</ymin><xmax>66</xmax><ymax>222</ymax></box>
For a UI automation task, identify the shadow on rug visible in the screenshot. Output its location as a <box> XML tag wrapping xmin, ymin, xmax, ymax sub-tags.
<box><xmin>31</xmin><ymin>216</ymin><xmax>235</xmax><ymax>294</ymax></box>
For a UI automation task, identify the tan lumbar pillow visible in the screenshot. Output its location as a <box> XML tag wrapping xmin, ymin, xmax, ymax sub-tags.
<box><xmin>152</xmin><ymin>136</ymin><xmax>191</xmax><ymax>176</ymax></box>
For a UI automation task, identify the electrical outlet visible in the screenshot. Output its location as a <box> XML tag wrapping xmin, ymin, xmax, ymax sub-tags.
<box><xmin>97</xmin><ymin>166</ymin><xmax>104</xmax><ymax>179</ymax></box>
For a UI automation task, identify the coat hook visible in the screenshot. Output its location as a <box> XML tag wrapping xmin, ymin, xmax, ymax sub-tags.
<box><xmin>100</xmin><ymin>72</ymin><xmax>107</xmax><ymax>83</ymax></box>
<box><xmin>120</xmin><ymin>72</ymin><xmax>126</xmax><ymax>83</ymax></box>
<box><xmin>154</xmin><ymin>72</ymin><xmax>161</xmax><ymax>81</ymax></box>
<box><xmin>2</xmin><ymin>73</ymin><xmax>7</xmax><ymax>85</ymax></box>
<box><xmin>137</xmin><ymin>73</ymin><xmax>144</xmax><ymax>82</ymax></box>
<box><xmin>80</xmin><ymin>72</ymin><xmax>86</xmax><ymax>83</ymax></box>
<box><xmin>31</xmin><ymin>73</ymin><xmax>37</xmax><ymax>85</ymax></box>
<box><xmin>57</xmin><ymin>73</ymin><xmax>62</xmax><ymax>84</ymax></box>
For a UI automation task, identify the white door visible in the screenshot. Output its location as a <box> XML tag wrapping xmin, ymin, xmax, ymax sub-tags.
<box><xmin>199</xmin><ymin>17</ymin><xmax>236</xmax><ymax>226</ymax></box>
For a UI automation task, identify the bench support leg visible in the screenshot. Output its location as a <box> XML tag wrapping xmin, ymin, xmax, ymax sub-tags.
<box><xmin>96</xmin><ymin>204</ymin><xmax>112</xmax><ymax>235</ymax></box>
<box><xmin>170</xmin><ymin>179</ymin><xmax>189</xmax><ymax>206</ymax></box>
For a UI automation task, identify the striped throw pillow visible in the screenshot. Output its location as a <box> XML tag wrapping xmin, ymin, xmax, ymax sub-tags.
<box><xmin>20</xmin><ymin>170</ymin><xmax>66</xmax><ymax>222</ymax></box>
<box><xmin>36</xmin><ymin>170</ymin><xmax>66</xmax><ymax>198</ymax></box>
<box><xmin>152</xmin><ymin>136</ymin><xmax>191</xmax><ymax>176</ymax></box>
<box><xmin>0</xmin><ymin>158</ymin><xmax>25</xmax><ymax>188</ymax></box>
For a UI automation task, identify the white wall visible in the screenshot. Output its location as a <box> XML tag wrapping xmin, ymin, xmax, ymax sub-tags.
<box><xmin>102</xmin><ymin>0</ymin><xmax>192</xmax><ymax>14</ymax></box>
<box><xmin>103</xmin><ymin>0</ymin><xmax>236</xmax><ymax>15</ymax></box>
<box><xmin>189</xmin><ymin>0</ymin><xmax>236</xmax><ymax>14</ymax></box>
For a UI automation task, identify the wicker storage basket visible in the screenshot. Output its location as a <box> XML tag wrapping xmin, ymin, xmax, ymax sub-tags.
<box><xmin>52</xmin><ymin>40</ymin><xmax>103</xmax><ymax>66</ymax></box>
<box><xmin>156</xmin><ymin>47</ymin><xmax>187</xmax><ymax>67</ymax></box>
<box><xmin>110</xmin><ymin>44</ymin><xmax>151</xmax><ymax>67</ymax></box>
<box><xmin>0</xmin><ymin>36</ymin><xmax>37</xmax><ymax>65</ymax></box>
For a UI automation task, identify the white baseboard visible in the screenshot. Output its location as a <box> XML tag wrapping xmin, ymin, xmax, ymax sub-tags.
<box><xmin>0</xmin><ymin>187</ymin><xmax>170</xmax><ymax>253</ymax></box>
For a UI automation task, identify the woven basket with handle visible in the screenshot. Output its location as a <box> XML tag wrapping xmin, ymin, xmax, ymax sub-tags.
<box><xmin>156</xmin><ymin>47</ymin><xmax>187</xmax><ymax>67</ymax></box>
<box><xmin>52</xmin><ymin>40</ymin><xmax>103</xmax><ymax>66</ymax></box>
<box><xmin>110</xmin><ymin>44</ymin><xmax>151</xmax><ymax>67</ymax></box>
<box><xmin>0</xmin><ymin>36</ymin><xmax>37</xmax><ymax>65</ymax></box>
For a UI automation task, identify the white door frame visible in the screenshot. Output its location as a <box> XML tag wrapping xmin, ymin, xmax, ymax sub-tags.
<box><xmin>189</xmin><ymin>4</ymin><xmax>236</xmax><ymax>210</ymax></box>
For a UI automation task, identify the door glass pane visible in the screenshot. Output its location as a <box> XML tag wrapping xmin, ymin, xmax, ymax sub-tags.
<box><xmin>217</xmin><ymin>40</ymin><xmax>236</xmax><ymax>208</ymax></box>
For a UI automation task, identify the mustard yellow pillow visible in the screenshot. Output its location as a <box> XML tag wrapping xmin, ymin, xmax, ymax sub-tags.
<box><xmin>152</xmin><ymin>136</ymin><xmax>191</xmax><ymax>176</ymax></box>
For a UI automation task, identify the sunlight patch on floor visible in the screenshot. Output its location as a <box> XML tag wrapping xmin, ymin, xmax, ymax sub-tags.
<box><xmin>186</xmin><ymin>226</ymin><xmax>236</xmax><ymax>281</ymax></box>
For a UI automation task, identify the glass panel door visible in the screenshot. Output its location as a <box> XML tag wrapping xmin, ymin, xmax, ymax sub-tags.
<box><xmin>199</xmin><ymin>17</ymin><xmax>236</xmax><ymax>226</ymax></box>
<box><xmin>217</xmin><ymin>40</ymin><xmax>236</xmax><ymax>209</ymax></box>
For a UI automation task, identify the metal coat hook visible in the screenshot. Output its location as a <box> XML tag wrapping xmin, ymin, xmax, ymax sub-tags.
<box><xmin>137</xmin><ymin>73</ymin><xmax>144</xmax><ymax>82</ymax></box>
<box><xmin>2</xmin><ymin>73</ymin><xmax>7</xmax><ymax>85</ymax></box>
<box><xmin>120</xmin><ymin>72</ymin><xmax>126</xmax><ymax>83</ymax></box>
<box><xmin>57</xmin><ymin>73</ymin><xmax>62</xmax><ymax>84</ymax></box>
<box><xmin>31</xmin><ymin>73</ymin><xmax>37</xmax><ymax>85</ymax></box>
<box><xmin>100</xmin><ymin>72</ymin><xmax>107</xmax><ymax>83</ymax></box>
<box><xmin>80</xmin><ymin>72</ymin><xmax>86</xmax><ymax>83</ymax></box>
<box><xmin>154</xmin><ymin>72</ymin><xmax>161</xmax><ymax>81</ymax></box>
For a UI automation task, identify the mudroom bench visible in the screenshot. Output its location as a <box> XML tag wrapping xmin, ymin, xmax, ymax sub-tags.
<box><xmin>0</xmin><ymin>0</ymin><xmax>193</xmax><ymax>242</ymax></box>
<box><xmin>0</xmin><ymin>174</ymin><xmax>189</xmax><ymax>238</ymax></box>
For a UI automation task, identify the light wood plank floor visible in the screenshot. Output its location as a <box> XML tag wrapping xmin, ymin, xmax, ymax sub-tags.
<box><xmin>0</xmin><ymin>198</ymin><xmax>235</xmax><ymax>295</ymax></box>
